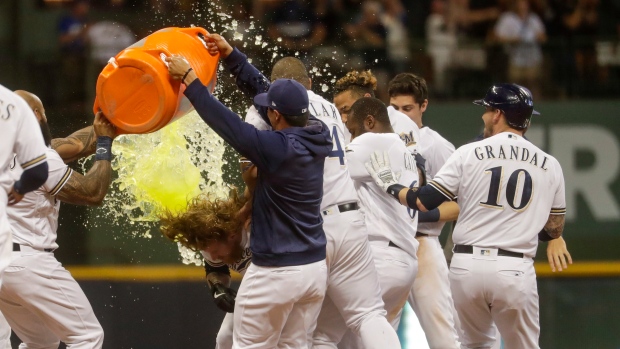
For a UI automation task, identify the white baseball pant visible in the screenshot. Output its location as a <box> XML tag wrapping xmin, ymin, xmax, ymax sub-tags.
<box><xmin>449</xmin><ymin>248</ymin><xmax>539</xmax><ymax>349</ymax></box>
<box><xmin>408</xmin><ymin>235</ymin><xmax>461</xmax><ymax>349</ymax></box>
<box><xmin>232</xmin><ymin>259</ymin><xmax>327</xmax><ymax>349</ymax></box>
<box><xmin>338</xmin><ymin>238</ymin><xmax>418</xmax><ymax>348</ymax></box>
<box><xmin>312</xmin><ymin>210</ymin><xmax>400</xmax><ymax>349</ymax></box>
<box><xmin>0</xmin><ymin>310</ymin><xmax>11</xmax><ymax>349</ymax></box>
<box><xmin>0</xmin><ymin>248</ymin><xmax>104</xmax><ymax>349</ymax></box>
<box><xmin>216</xmin><ymin>312</ymin><xmax>234</xmax><ymax>349</ymax></box>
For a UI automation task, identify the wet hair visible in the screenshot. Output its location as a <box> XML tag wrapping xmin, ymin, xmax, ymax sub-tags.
<box><xmin>349</xmin><ymin>97</ymin><xmax>390</xmax><ymax>129</ymax></box>
<box><xmin>271</xmin><ymin>57</ymin><xmax>311</xmax><ymax>90</ymax></box>
<box><xmin>159</xmin><ymin>188</ymin><xmax>247</xmax><ymax>252</ymax></box>
<box><xmin>333</xmin><ymin>70</ymin><xmax>377</xmax><ymax>99</ymax></box>
<box><xmin>388</xmin><ymin>73</ymin><xmax>428</xmax><ymax>105</ymax></box>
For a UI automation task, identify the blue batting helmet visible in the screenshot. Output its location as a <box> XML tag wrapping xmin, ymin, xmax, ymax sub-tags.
<box><xmin>473</xmin><ymin>83</ymin><xmax>540</xmax><ymax>129</ymax></box>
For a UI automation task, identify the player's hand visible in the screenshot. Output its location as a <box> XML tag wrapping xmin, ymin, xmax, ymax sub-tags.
<box><xmin>93</xmin><ymin>111</ymin><xmax>117</xmax><ymax>140</ymax></box>
<box><xmin>211</xmin><ymin>283</ymin><xmax>237</xmax><ymax>313</ymax></box>
<box><xmin>165</xmin><ymin>55</ymin><xmax>192</xmax><ymax>80</ymax></box>
<box><xmin>205</xmin><ymin>33</ymin><xmax>233</xmax><ymax>58</ymax></box>
<box><xmin>546</xmin><ymin>236</ymin><xmax>572</xmax><ymax>272</ymax></box>
<box><xmin>365</xmin><ymin>151</ymin><xmax>399</xmax><ymax>192</ymax></box>
<box><xmin>7</xmin><ymin>186</ymin><xmax>24</xmax><ymax>205</ymax></box>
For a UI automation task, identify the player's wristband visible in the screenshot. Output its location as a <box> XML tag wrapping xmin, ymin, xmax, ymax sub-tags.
<box><xmin>538</xmin><ymin>229</ymin><xmax>558</xmax><ymax>242</ymax></box>
<box><xmin>182</xmin><ymin>68</ymin><xmax>193</xmax><ymax>85</ymax></box>
<box><xmin>95</xmin><ymin>136</ymin><xmax>113</xmax><ymax>161</ymax></box>
<box><xmin>386</xmin><ymin>184</ymin><xmax>406</xmax><ymax>200</ymax></box>
<box><xmin>419</xmin><ymin>207</ymin><xmax>440</xmax><ymax>223</ymax></box>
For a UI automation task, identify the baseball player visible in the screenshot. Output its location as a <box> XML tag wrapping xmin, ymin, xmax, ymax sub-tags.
<box><xmin>206</xmin><ymin>33</ymin><xmax>400</xmax><ymax>347</ymax></box>
<box><xmin>341</xmin><ymin>96</ymin><xmax>421</xmax><ymax>348</ymax></box>
<box><xmin>333</xmin><ymin>70</ymin><xmax>421</xmax><ymax>153</ymax></box>
<box><xmin>239</xmin><ymin>55</ymin><xmax>400</xmax><ymax>348</ymax></box>
<box><xmin>0</xmin><ymin>85</ymin><xmax>49</xmax><ymax>277</ymax></box>
<box><xmin>388</xmin><ymin>73</ymin><xmax>462</xmax><ymax>348</ymax></box>
<box><xmin>366</xmin><ymin>83</ymin><xmax>570</xmax><ymax>349</ymax></box>
<box><xmin>167</xmin><ymin>38</ymin><xmax>330</xmax><ymax>348</ymax></box>
<box><xmin>0</xmin><ymin>85</ymin><xmax>49</xmax><ymax>349</ymax></box>
<box><xmin>0</xmin><ymin>90</ymin><xmax>116</xmax><ymax>349</ymax></box>
<box><xmin>160</xmin><ymin>189</ymin><xmax>251</xmax><ymax>349</ymax></box>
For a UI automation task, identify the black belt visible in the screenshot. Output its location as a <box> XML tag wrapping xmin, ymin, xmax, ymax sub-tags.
<box><xmin>337</xmin><ymin>202</ymin><xmax>359</xmax><ymax>213</ymax></box>
<box><xmin>415</xmin><ymin>232</ymin><xmax>428</xmax><ymax>238</ymax></box>
<box><xmin>454</xmin><ymin>244</ymin><xmax>523</xmax><ymax>258</ymax></box>
<box><xmin>13</xmin><ymin>243</ymin><xmax>54</xmax><ymax>253</ymax></box>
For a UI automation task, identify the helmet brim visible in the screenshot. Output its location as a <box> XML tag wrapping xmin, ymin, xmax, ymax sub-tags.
<box><xmin>473</xmin><ymin>99</ymin><xmax>490</xmax><ymax>107</ymax></box>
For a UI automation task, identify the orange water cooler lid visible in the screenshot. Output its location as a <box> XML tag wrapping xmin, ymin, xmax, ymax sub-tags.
<box><xmin>93</xmin><ymin>27</ymin><xmax>219</xmax><ymax>134</ymax></box>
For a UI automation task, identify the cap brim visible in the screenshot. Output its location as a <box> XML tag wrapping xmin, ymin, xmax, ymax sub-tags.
<box><xmin>253</xmin><ymin>93</ymin><xmax>270</xmax><ymax>108</ymax></box>
<box><xmin>473</xmin><ymin>99</ymin><xmax>490</xmax><ymax>107</ymax></box>
<box><xmin>532</xmin><ymin>109</ymin><xmax>540</xmax><ymax>115</ymax></box>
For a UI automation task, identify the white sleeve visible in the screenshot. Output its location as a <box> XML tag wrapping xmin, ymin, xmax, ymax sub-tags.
<box><xmin>345</xmin><ymin>143</ymin><xmax>370</xmax><ymax>181</ymax></box>
<box><xmin>42</xmin><ymin>151</ymin><xmax>73</xmax><ymax>196</ymax></box>
<box><xmin>13</xmin><ymin>103</ymin><xmax>47</xmax><ymax>170</ymax></box>
<box><xmin>550</xmin><ymin>161</ymin><xmax>566</xmax><ymax>215</ymax></box>
<box><xmin>245</xmin><ymin>106</ymin><xmax>271</xmax><ymax>131</ymax></box>
<box><xmin>428</xmin><ymin>148</ymin><xmax>462</xmax><ymax>201</ymax></box>
<box><xmin>427</xmin><ymin>133</ymin><xmax>455</xmax><ymax>178</ymax></box>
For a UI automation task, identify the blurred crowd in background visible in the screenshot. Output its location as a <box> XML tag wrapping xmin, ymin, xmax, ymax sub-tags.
<box><xmin>33</xmin><ymin>0</ymin><xmax>620</xmax><ymax>110</ymax></box>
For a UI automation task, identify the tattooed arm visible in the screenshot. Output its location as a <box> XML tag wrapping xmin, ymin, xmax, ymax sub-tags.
<box><xmin>542</xmin><ymin>214</ymin><xmax>565</xmax><ymax>239</ymax></box>
<box><xmin>55</xmin><ymin>112</ymin><xmax>116</xmax><ymax>206</ymax></box>
<box><xmin>51</xmin><ymin>126</ymin><xmax>97</xmax><ymax>164</ymax></box>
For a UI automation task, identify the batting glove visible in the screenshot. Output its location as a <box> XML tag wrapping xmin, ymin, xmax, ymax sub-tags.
<box><xmin>211</xmin><ymin>283</ymin><xmax>237</xmax><ymax>313</ymax></box>
<box><xmin>365</xmin><ymin>151</ymin><xmax>399</xmax><ymax>191</ymax></box>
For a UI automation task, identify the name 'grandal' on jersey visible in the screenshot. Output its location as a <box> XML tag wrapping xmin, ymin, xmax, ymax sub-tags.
<box><xmin>473</xmin><ymin>143</ymin><xmax>549</xmax><ymax>171</ymax></box>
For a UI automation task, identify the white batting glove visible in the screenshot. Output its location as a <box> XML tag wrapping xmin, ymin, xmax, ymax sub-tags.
<box><xmin>365</xmin><ymin>151</ymin><xmax>399</xmax><ymax>192</ymax></box>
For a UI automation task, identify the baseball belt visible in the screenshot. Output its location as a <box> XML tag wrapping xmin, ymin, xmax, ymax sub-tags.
<box><xmin>453</xmin><ymin>244</ymin><xmax>524</xmax><ymax>258</ymax></box>
<box><xmin>321</xmin><ymin>202</ymin><xmax>359</xmax><ymax>216</ymax></box>
<box><xmin>13</xmin><ymin>243</ymin><xmax>54</xmax><ymax>253</ymax></box>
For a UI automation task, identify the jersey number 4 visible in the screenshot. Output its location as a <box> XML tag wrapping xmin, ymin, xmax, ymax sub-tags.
<box><xmin>480</xmin><ymin>166</ymin><xmax>533</xmax><ymax>211</ymax></box>
<box><xmin>328</xmin><ymin>125</ymin><xmax>345</xmax><ymax>165</ymax></box>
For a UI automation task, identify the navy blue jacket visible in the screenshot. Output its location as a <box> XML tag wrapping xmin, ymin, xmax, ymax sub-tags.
<box><xmin>184</xmin><ymin>50</ymin><xmax>331</xmax><ymax>267</ymax></box>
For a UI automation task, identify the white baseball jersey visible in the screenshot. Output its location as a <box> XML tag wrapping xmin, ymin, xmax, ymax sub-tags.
<box><xmin>201</xmin><ymin>228</ymin><xmax>251</xmax><ymax>276</ymax></box>
<box><xmin>346</xmin><ymin>132</ymin><xmax>420</xmax><ymax>259</ymax></box>
<box><xmin>7</xmin><ymin>148</ymin><xmax>72</xmax><ymax>250</ymax></box>
<box><xmin>246</xmin><ymin>90</ymin><xmax>358</xmax><ymax>209</ymax></box>
<box><xmin>387</xmin><ymin>106</ymin><xmax>420</xmax><ymax>156</ymax></box>
<box><xmin>417</xmin><ymin>126</ymin><xmax>456</xmax><ymax>236</ymax></box>
<box><xmin>430</xmin><ymin>132</ymin><xmax>566</xmax><ymax>257</ymax></box>
<box><xmin>0</xmin><ymin>85</ymin><xmax>48</xmax><ymax>198</ymax></box>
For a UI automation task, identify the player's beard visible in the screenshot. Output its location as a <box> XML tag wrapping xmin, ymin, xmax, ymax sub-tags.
<box><xmin>223</xmin><ymin>245</ymin><xmax>244</xmax><ymax>265</ymax></box>
<box><xmin>39</xmin><ymin>120</ymin><xmax>53</xmax><ymax>147</ymax></box>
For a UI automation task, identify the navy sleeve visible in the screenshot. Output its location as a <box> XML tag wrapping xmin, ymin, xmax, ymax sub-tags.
<box><xmin>184</xmin><ymin>78</ymin><xmax>287</xmax><ymax>172</ymax></box>
<box><xmin>13</xmin><ymin>161</ymin><xmax>49</xmax><ymax>194</ymax></box>
<box><xmin>223</xmin><ymin>48</ymin><xmax>270</xmax><ymax>121</ymax></box>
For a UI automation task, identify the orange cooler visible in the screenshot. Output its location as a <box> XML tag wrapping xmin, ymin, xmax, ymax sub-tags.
<box><xmin>93</xmin><ymin>27</ymin><xmax>219</xmax><ymax>134</ymax></box>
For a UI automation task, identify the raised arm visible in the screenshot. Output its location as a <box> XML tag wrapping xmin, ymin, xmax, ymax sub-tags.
<box><xmin>55</xmin><ymin>112</ymin><xmax>116</xmax><ymax>206</ymax></box>
<box><xmin>51</xmin><ymin>126</ymin><xmax>96</xmax><ymax>164</ymax></box>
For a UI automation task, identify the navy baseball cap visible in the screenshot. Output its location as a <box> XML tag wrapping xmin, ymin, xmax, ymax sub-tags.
<box><xmin>254</xmin><ymin>79</ymin><xmax>309</xmax><ymax>115</ymax></box>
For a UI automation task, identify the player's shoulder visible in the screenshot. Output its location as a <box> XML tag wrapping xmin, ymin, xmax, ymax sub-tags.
<box><xmin>307</xmin><ymin>90</ymin><xmax>341</xmax><ymax>121</ymax></box>
<box><xmin>45</xmin><ymin>148</ymin><xmax>69</xmax><ymax>169</ymax></box>
<box><xmin>0</xmin><ymin>86</ymin><xmax>31</xmax><ymax>124</ymax></box>
<box><xmin>422</xmin><ymin>127</ymin><xmax>454</xmax><ymax>147</ymax></box>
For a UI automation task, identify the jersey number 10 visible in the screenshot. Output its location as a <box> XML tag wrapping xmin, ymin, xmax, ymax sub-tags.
<box><xmin>480</xmin><ymin>166</ymin><xmax>533</xmax><ymax>211</ymax></box>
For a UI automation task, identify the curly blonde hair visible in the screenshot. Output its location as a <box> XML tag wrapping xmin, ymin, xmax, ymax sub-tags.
<box><xmin>333</xmin><ymin>70</ymin><xmax>378</xmax><ymax>98</ymax></box>
<box><xmin>159</xmin><ymin>188</ymin><xmax>247</xmax><ymax>252</ymax></box>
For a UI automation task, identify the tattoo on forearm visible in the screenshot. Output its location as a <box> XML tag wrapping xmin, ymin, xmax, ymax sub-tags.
<box><xmin>544</xmin><ymin>214</ymin><xmax>565</xmax><ymax>239</ymax></box>
<box><xmin>52</xmin><ymin>127</ymin><xmax>96</xmax><ymax>163</ymax></box>
<box><xmin>56</xmin><ymin>160</ymin><xmax>112</xmax><ymax>206</ymax></box>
